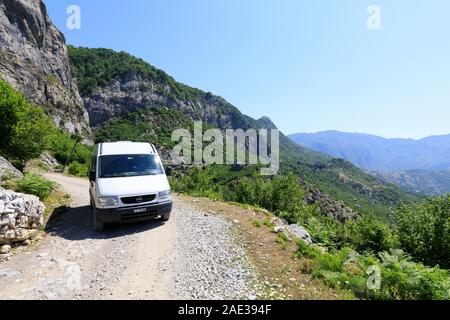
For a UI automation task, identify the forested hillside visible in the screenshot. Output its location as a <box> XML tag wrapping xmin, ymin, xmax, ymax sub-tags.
<box><xmin>69</xmin><ymin>47</ymin><xmax>422</xmax><ymax>222</ymax></box>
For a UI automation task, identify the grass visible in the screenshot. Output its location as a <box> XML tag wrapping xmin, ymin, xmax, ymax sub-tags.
<box><xmin>252</xmin><ymin>220</ymin><xmax>262</xmax><ymax>228</ymax></box>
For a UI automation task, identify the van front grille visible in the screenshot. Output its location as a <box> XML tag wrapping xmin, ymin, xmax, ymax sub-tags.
<box><xmin>121</xmin><ymin>194</ymin><xmax>156</xmax><ymax>204</ymax></box>
<box><xmin>121</xmin><ymin>210</ymin><xmax>158</xmax><ymax>220</ymax></box>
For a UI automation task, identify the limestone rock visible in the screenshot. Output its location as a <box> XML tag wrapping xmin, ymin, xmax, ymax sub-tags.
<box><xmin>286</xmin><ymin>224</ymin><xmax>313</xmax><ymax>245</ymax></box>
<box><xmin>0</xmin><ymin>188</ymin><xmax>45</xmax><ymax>245</ymax></box>
<box><xmin>0</xmin><ymin>0</ymin><xmax>91</xmax><ymax>139</ymax></box>
<box><xmin>0</xmin><ymin>244</ymin><xmax>11</xmax><ymax>254</ymax></box>
<box><xmin>0</xmin><ymin>156</ymin><xmax>23</xmax><ymax>182</ymax></box>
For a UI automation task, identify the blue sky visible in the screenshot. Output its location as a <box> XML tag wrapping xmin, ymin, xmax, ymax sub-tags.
<box><xmin>45</xmin><ymin>0</ymin><xmax>450</xmax><ymax>139</ymax></box>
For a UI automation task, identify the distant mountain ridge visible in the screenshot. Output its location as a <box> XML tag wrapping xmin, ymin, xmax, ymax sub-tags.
<box><xmin>375</xmin><ymin>169</ymin><xmax>450</xmax><ymax>196</ymax></box>
<box><xmin>288</xmin><ymin>131</ymin><xmax>450</xmax><ymax>172</ymax></box>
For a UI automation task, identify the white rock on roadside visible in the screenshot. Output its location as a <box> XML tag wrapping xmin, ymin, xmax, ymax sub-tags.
<box><xmin>0</xmin><ymin>189</ymin><xmax>45</xmax><ymax>245</ymax></box>
<box><xmin>0</xmin><ymin>244</ymin><xmax>11</xmax><ymax>254</ymax></box>
<box><xmin>286</xmin><ymin>224</ymin><xmax>313</xmax><ymax>244</ymax></box>
<box><xmin>0</xmin><ymin>157</ymin><xmax>23</xmax><ymax>182</ymax></box>
<box><xmin>273</xmin><ymin>226</ymin><xmax>284</xmax><ymax>233</ymax></box>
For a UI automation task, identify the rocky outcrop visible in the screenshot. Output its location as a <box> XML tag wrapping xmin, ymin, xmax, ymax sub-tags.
<box><xmin>84</xmin><ymin>72</ymin><xmax>256</xmax><ymax>131</ymax></box>
<box><xmin>298</xmin><ymin>179</ymin><xmax>358</xmax><ymax>223</ymax></box>
<box><xmin>271</xmin><ymin>216</ymin><xmax>313</xmax><ymax>244</ymax></box>
<box><xmin>0</xmin><ymin>188</ymin><xmax>45</xmax><ymax>245</ymax></box>
<box><xmin>40</xmin><ymin>151</ymin><xmax>60</xmax><ymax>167</ymax></box>
<box><xmin>0</xmin><ymin>156</ymin><xmax>23</xmax><ymax>182</ymax></box>
<box><xmin>337</xmin><ymin>171</ymin><xmax>373</xmax><ymax>196</ymax></box>
<box><xmin>0</xmin><ymin>0</ymin><xmax>91</xmax><ymax>139</ymax></box>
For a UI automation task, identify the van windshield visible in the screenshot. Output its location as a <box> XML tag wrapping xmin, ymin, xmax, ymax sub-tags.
<box><xmin>99</xmin><ymin>154</ymin><xmax>164</xmax><ymax>178</ymax></box>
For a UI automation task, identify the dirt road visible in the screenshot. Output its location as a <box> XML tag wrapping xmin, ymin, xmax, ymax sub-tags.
<box><xmin>0</xmin><ymin>173</ymin><xmax>256</xmax><ymax>300</ymax></box>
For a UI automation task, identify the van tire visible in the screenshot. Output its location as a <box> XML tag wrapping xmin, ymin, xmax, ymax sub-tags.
<box><xmin>161</xmin><ymin>213</ymin><xmax>171</xmax><ymax>221</ymax></box>
<box><xmin>92</xmin><ymin>209</ymin><xmax>104</xmax><ymax>231</ymax></box>
<box><xmin>94</xmin><ymin>218</ymin><xmax>104</xmax><ymax>231</ymax></box>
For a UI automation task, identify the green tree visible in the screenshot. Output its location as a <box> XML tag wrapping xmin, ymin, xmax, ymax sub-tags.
<box><xmin>396</xmin><ymin>195</ymin><xmax>450</xmax><ymax>268</ymax></box>
<box><xmin>348</xmin><ymin>214</ymin><xmax>396</xmax><ymax>254</ymax></box>
<box><xmin>0</xmin><ymin>80</ymin><xmax>53</xmax><ymax>163</ymax></box>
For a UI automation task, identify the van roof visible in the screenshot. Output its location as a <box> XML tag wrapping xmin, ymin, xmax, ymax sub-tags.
<box><xmin>99</xmin><ymin>142</ymin><xmax>156</xmax><ymax>156</ymax></box>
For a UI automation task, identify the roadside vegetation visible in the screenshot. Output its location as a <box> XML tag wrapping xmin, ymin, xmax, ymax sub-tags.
<box><xmin>170</xmin><ymin>165</ymin><xmax>450</xmax><ymax>300</ymax></box>
<box><xmin>0</xmin><ymin>79</ymin><xmax>92</xmax><ymax>177</ymax></box>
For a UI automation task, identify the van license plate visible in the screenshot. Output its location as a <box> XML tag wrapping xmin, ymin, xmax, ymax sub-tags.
<box><xmin>134</xmin><ymin>208</ymin><xmax>147</xmax><ymax>213</ymax></box>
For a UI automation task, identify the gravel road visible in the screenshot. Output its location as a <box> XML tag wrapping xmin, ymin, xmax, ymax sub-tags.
<box><xmin>0</xmin><ymin>173</ymin><xmax>257</xmax><ymax>300</ymax></box>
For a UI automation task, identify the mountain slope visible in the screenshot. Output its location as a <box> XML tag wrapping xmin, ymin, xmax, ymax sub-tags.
<box><xmin>68</xmin><ymin>47</ymin><xmax>422</xmax><ymax>221</ymax></box>
<box><xmin>375</xmin><ymin>170</ymin><xmax>450</xmax><ymax>196</ymax></box>
<box><xmin>0</xmin><ymin>0</ymin><xmax>90</xmax><ymax>138</ymax></box>
<box><xmin>289</xmin><ymin>131</ymin><xmax>450</xmax><ymax>172</ymax></box>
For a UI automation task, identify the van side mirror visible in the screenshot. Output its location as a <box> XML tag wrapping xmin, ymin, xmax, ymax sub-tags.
<box><xmin>89</xmin><ymin>170</ymin><xmax>96</xmax><ymax>181</ymax></box>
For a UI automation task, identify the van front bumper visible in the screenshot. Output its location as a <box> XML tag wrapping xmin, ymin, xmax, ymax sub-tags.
<box><xmin>95</xmin><ymin>201</ymin><xmax>173</xmax><ymax>223</ymax></box>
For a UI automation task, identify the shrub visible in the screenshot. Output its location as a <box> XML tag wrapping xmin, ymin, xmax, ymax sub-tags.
<box><xmin>0</xmin><ymin>80</ymin><xmax>53</xmax><ymax>163</ymax></box>
<box><xmin>47</xmin><ymin>129</ymin><xmax>92</xmax><ymax>166</ymax></box>
<box><xmin>396</xmin><ymin>195</ymin><xmax>450</xmax><ymax>268</ymax></box>
<box><xmin>68</xmin><ymin>161</ymin><xmax>89</xmax><ymax>177</ymax></box>
<box><xmin>252</xmin><ymin>220</ymin><xmax>262</xmax><ymax>228</ymax></box>
<box><xmin>296</xmin><ymin>242</ymin><xmax>450</xmax><ymax>300</ymax></box>
<box><xmin>17</xmin><ymin>174</ymin><xmax>56</xmax><ymax>200</ymax></box>
<box><xmin>347</xmin><ymin>214</ymin><xmax>397</xmax><ymax>254</ymax></box>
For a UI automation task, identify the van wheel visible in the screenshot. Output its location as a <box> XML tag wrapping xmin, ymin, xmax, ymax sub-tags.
<box><xmin>94</xmin><ymin>218</ymin><xmax>104</xmax><ymax>231</ymax></box>
<box><xmin>161</xmin><ymin>213</ymin><xmax>171</xmax><ymax>221</ymax></box>
<box><xmin>93</xmin><ymin>210</ymin><xmax>104</xmax><ymax>231</ymax></box>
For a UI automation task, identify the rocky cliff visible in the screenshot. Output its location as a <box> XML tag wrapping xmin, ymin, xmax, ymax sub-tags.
<box><xmin>0</xmin><ymin>0</ymin><xmax>91</xmax><ymax>138</ymax></box>
<box><xmin>69</xmin><ymin>47</ymin><xmax>262</xmax><ymax>131</ymax></box>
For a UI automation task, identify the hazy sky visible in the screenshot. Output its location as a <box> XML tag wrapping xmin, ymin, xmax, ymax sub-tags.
<box><xmin>45</xmin><ymin>0</ymin><xmax>450</xmax><ymax>139</ymax></box>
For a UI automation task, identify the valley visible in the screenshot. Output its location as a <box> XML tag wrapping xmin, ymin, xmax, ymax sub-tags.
<box><xmin>289</xmin><ymin>131</ymin><xmax>450</xmax><ymax>196</ymax></box>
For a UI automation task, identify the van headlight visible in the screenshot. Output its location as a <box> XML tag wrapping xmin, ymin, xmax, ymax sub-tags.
<box><xmin>98</xmin><ymin>196</ymin><xmax>119</xmax><ymax>208</ymax></box>
<box><xmin>158</xmin><ymin>190</ymin><xmax>172</xmax><ymax>202</ymax></box>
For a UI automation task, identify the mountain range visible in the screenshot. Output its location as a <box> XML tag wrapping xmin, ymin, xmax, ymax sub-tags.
<box><xmin>0</xmin><ymin>0</ymin><xmax>422</xmax><ymax>222</ymax></box>
<box><xmin>289</xmin><ymin>131</ymin><xmax>450</xmax><ymax>195</ymax></box>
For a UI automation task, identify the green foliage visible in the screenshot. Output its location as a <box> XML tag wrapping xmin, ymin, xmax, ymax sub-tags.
<box><xmin>347</xmin><ymin>214</ymin><xmax>397</xmax><ymax>254</ymax></box>
<box><xmin>17</xmin><ymin>174</ymin><xmax>56</xmax><ymax>200</ymax></box>
<box><xmin>68</xmin><ymin>161</ymin><xmax>89</xmax><ymax>177</ymax></box>
<box><xmin>396</xmin><ymin>195</ymin><xmax>450</xmax><ymax>269</ymax></box>
<box><xmin>296</xmin><ymin>242</ymin><xmax>450</xmax><ymax>300</ymax></box>
<box><xmin>47</xmin><ymin>129</ymin><xmax>92</xmax><ymax>167</ymax></box>
<box><xmin>169</xmin><ymin>167</ymin><xmax>221</xmax><ymax>200</ymax></box>
<box><xmin>0</xmin><ymin>79</ymin><xmax>92</xmax><ymax>176</ymax></box>
<box><xmin>0</xmin><ymin>80</ymin><xmax>53</xmax><ymax>163</ymax></box>
<box><xmin>172</xmin><ymin>166</ymin><xmax>307</xmax><ymax>216</ymax></box>
<box><xmin>224</xmin><ymin>173</ymin><xmax>305</xmax><ymax>214</ymax></box>
<box><xmin>94</xmin><ymin>107</ymin><xmax>193</xmax><ymax>148</ymax></box>
<box><xmin>252</xmin><ymin>220</ymin><xmax>262</xmax><ymax>228</ymax></box>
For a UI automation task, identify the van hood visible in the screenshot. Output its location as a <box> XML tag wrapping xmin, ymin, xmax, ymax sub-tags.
<box><xmin>97</xmin><ymin>174</ymin><xmax>170</xmax><ymax>197</ymax></box>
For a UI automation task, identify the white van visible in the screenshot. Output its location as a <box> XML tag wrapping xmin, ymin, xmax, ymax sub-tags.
<box><xmin>89</xmin><ymin>142</ymin><xmax>172</xmax><ymax>231</ymax></box>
